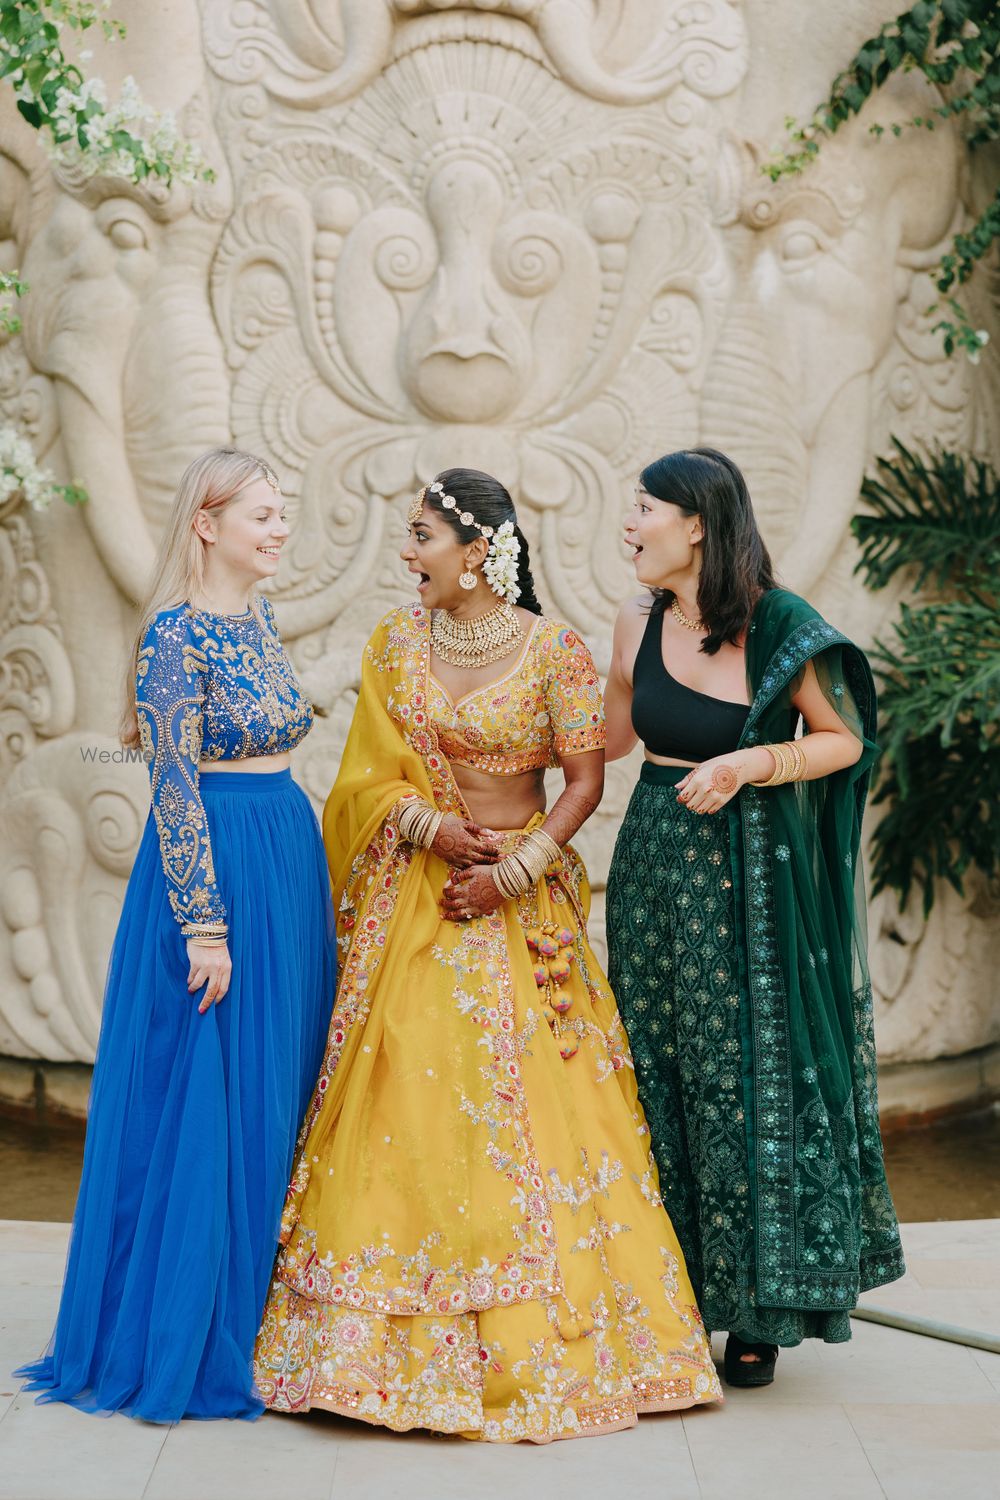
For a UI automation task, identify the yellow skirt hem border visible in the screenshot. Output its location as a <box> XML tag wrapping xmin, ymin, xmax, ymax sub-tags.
<box><xmin>267</xmin><ymin>1386</ymin><xmax>718</xmax><ymax>1444</ymax></box>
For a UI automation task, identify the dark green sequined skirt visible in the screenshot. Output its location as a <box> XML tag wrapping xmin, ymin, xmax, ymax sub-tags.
<box><xmin>607</xmin><ymin>763</ymin><xmax>854</xmax><ymax>1346</ymax></box>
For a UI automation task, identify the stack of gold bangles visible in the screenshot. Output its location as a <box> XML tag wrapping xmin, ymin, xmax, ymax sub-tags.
<box><xmin>492</xmin><ymin>828</ymin><xmax>562</xmax><ymax>900</ymax></box>
<box><xmin>396</xmin><ymin>797</ymin><xmax>445</xmax><ymax>849</ymax></box>
<box><xmin>180</xmin><ymin>920</ymin><xmax>228</xmax><ymax>946</ymax></box>
<box><xmin>749</xmin><ymin>739</ymin><xmax>806</xmax><ymax>787</ymax></box>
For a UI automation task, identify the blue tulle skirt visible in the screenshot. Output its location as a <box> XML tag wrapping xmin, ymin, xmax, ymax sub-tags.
<box><xmin>15</xmin><ymin>768</ymin><xmax>336</xmax><ymax>1422</ymax></box>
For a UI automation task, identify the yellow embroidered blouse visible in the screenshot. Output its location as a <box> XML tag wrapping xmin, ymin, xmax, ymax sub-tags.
<box><xmin>425</xmin><ymin>614</ymin><xmax>606</xmax><ymax>775</ymax></box>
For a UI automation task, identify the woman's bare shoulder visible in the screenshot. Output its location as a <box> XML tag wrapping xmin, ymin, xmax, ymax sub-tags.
<box><xmin>615</xmin><ymin>593</ymin><xmax>653</xmax><ymax>632</ymax></box>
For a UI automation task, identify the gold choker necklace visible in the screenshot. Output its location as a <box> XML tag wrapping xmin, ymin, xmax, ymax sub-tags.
<box><xmin>431</xmin><ymin>601</ymin><xmax>524</xmax><ymax>669</ymax></box>
<box><xmin>671</xmin><ymin>596</ymin><xmax>705</xmax><ymax>633</ymax></box>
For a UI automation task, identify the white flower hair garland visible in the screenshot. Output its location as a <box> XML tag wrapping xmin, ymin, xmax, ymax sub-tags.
<box><xmin>483</xmin><ymin>520</ymin><xmax>521</xmax><ymax>604</ymax></box>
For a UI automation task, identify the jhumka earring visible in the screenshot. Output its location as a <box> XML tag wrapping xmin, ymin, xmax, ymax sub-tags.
<box><xmin>459</xmin><ymin>570</ymin><xmax>477</xmax><ymax>590</ymax></box>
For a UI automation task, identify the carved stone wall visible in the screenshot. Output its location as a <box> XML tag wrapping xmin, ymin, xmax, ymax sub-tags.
<box><xmin>0</xmin><ymin>0</ymin><xmax>997</xmax><ymax>1071</ymax></box>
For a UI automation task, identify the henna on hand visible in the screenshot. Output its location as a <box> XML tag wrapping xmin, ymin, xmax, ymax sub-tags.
<box><xmin>431</xmin><ymin>814</ymin><xmax>500</xmax><ymax>868</ymax></box>
<box><xmin>711</xmin><ymin>764</ymin><xmax>738</xmax><ymax>795</ymax></box>
<box><xmin>676</xmin><ymin>755</ymin><xmax>745</xmax><ymax>815</ymax></box>
<box><xmin>441</xmin><ymin>864</ymin><xmax>503</xmax><ymax>920</ymax></box>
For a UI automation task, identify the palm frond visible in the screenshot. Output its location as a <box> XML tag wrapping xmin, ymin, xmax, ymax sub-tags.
<box><xmin>852</xmin><ymin>440</ymin><xmax>1000</xmax><ymax>594</ymax></box>
<box><xmin>872</xmin><ymin>600</ymin><xmax>1000</xmax><ymax>751</ymax></box>
<box><xmin>869</xmin><ymin>719</ymin><xmax>1000</xmax><ymax>914</ymax></box>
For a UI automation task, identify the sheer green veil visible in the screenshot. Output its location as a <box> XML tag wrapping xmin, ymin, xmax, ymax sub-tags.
<box><xmin>728</xmin><ymin>588</ymin><xmax>904</xmax><ymax>1313</ymax></box>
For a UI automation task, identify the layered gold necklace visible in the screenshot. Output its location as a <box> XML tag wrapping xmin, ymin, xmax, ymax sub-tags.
<box><xmin>431</xmin><ymin>600</ymin><xmax>524</xmax><ymax>669</ymax></box>
<box><xmin>671</xmin><ymin>596</ymin><xmax>705</xmax><ymax>633</ymax></box>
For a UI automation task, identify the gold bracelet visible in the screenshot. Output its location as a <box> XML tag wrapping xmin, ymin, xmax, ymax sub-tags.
<box><xmin>396</xmin><ymin>797</ymin><xmax>444</xmax><ymax>849</ymax></box>
<box><xmin>749</xmin><ymin>740</ymin><xmax>806</xmax><ymax>788</ymax></box>
<box><xmin>491</xmin><ymin>828</ymin><xmax>561</xmax><ymax>900</ymax></box>
<box><xmin>750</xmin><ymin>742</ymin><xmax>786</xmax><ymax>787</ymax></box>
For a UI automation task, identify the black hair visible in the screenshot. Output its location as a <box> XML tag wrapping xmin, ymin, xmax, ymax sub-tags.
<box><xmin>639</xmin><ymin>447</ymin><xmax>775</xmax><ymax>655</ymax></box>
<box><xmin>424</xmin><ymin>467</ymin><xmax>543</xmax><ymax>615</ymax></box>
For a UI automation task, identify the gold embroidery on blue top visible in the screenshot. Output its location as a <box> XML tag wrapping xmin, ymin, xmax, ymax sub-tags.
<box><xmin>135</xmin><ymin>596</ymin><xmax>313</xmax><ymax>932</ymax></box>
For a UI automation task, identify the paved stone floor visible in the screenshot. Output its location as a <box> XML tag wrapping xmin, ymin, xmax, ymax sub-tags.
<box><xmin>0</xmin><ymin>1220</ymin><xmax>997</xmax><ymax>1500</ymax></box>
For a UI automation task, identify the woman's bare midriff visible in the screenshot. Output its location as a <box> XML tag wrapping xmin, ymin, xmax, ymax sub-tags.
<box><xmin>643</xmin><ymin>751</ymin><xmax>698</xmax><ymax>769</ymax></box>
<box><xmin>451</xmin><ymin>764</ymin><xmax>546</xmax><ymax>832</ymax></box>
<box><xmin>199</xmin><ymin>752</ymin><xmax>291</xmax><ymax>774</ymax></box>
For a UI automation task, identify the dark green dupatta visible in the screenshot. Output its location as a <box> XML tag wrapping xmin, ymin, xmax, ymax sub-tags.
<box><xmin>728</xmin><ymin>588</ymin><xmax>905</xmax><ymax>1318</ymax></box>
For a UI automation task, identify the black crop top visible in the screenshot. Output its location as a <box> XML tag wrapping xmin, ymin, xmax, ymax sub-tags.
<box><xmin>631</xmin><ymin>606</ymin><xmax>749</xmax><ymax>761</ymax></box>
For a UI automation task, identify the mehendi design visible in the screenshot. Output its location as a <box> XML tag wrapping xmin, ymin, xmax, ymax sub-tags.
<box><xmin>711</xmin><ymin>764</ymin><xmax>738</xmax><ymax>795</ymax></box>
<box><xmin>542</xmin><ymin>783</ymin><xmax>602</xmax><ymax>850</ymax></box>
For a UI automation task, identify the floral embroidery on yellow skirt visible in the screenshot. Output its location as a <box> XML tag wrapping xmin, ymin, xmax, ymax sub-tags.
<box><xmin>253</xmin><ymin>606</ymin><xmax>723</xmax><ymax>1442</ymax></box>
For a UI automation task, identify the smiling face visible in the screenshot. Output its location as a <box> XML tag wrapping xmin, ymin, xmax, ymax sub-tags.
<box><xmin>624</xmin><ymin>485</ymin><xmax>704</xmax><ymax>589</ymax></box>
<box><xmin>196</xmin><ymin>476</ymin><xmax>290</xmax><ymax>585</ymax></box>
<box><xmin>399</xmin><ymin>502</ymin><xmax>489</xmax><ymax>612</ymax></box>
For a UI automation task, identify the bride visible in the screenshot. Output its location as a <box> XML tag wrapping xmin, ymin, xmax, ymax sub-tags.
<box><xmin>253</xmin><ymin>467</ymin><xmax>723</xmax><ymax>1442</ymax></box>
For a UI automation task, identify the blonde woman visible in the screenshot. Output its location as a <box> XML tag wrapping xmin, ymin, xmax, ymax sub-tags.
<box><xmin>15</xmin><ymin>449</ymin><xmax>335</xmax><ymax>1422</ymax></box>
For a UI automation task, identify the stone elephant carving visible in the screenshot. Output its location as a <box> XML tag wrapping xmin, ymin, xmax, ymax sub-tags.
<box><xmin>12</xmin><ymin>0</ymin><xmax>233</xmax><ymax>608</ymax></box>
<box><xmin>207</xmin><ymin>0</ymin><xmax>746</xmax><ymax>108</ymax></box>
<box><xmin>18</xmin><ymin>156</ymin><xmax>232</xmax><ymax>606</ymax></box>
<box><xmin>0</xmin><ymin>733</ymin><xmax>148</xmax><ymax>1061</ymax></box>
<box><xmin>701</xmin><ymin>77</ymin><xmax>963</xmax><ymax>600</ymax></box>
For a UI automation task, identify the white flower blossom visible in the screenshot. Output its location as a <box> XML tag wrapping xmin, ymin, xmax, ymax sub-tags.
<box><xmin>0</xmin><ymin>424</ymin><xmax>75</xmax><ymax>511</ymax></box>
<box><xmin>483</xmin><ymin>520</ymin><xmax>521</xmax><ymax>604</ymax></box>
<box><xmin>39</xmin><ymin>74</ymin><xmax>208</xmax><ymax>187</ymax></box>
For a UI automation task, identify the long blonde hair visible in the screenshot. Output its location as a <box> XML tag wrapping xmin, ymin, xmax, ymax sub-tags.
<box><xmin>121</xmin><ymin>447</ymin><xmax>278</xmax><ymax>748</ymax></box>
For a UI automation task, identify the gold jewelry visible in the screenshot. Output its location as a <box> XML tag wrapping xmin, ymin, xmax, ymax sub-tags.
<box><xmin>395</xmin><ymin>797</ymin><xmax>444</xmax><ymax>849</ymax></box>
<box><xmin>492</xmin><ymin>827</ymin><xmax>561</xmax><ymax>900</ymax></box>
<box><xmin>431</xmin><ymin>600</ymin><xmax>523</xmax><ymax>669</ymax></box>
<box><xmin>181</xmin><ymin>920</ymin><xmax>228</xmax><ymax>939</ymax></box>
<box><xmin>670</xmin><ymin>596</ymin><xmax>705</xmax><ymax>632</ymax></box>
<box><xmin>407</xmin><ymin>486</ymin><xmax>427</xmax><ymax>526</ymax></box>
<box><xmin>407</xmin><ymin>482</ymin><xmax>497</xmax><ymax>543</ymax></box>
<box><xmin>459</xmin><ymin>570</ymin><xmax>477</xmax><ymax>591</ymax></box>
<box><xmin>409</xmin><ymin>480</ymin><xmax>522</xmax><ymax>604</ymax></box>
<box><xmin>749</xmin><ymin>740</ymin><xmax>806</xmax><ymax>787</ymax></box>
<box><xmin>259</xmin><ymin>461</ymin><xmax>280</xmax><ymax>493</ymax></box>
<box><xmin>750</xmin><ymin>743</ymin><xmax>791</xmax><ymax>787</ymax></box>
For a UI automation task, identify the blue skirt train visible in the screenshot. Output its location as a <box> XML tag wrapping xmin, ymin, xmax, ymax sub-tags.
<box><xmin>15</xmin><ymin>768</ymin><xmax>335</xmax><ymax>1421</ymax></box>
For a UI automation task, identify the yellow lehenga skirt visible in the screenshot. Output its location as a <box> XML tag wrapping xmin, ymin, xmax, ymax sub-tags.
<box><xmin>254</xmin><ymin>823</ymin><xmax>722</xmax><ymax>1441</ymax></box>
<box><xmin>253</xmin><ymin>608</ymin><xmax>722</xmax><ymax>1441</ymax></box>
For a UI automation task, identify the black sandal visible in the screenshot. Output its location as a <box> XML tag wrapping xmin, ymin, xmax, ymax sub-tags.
<box><xmin>724</xmin><ymin>1333</ymin><xmax>779</xmax><ymax>1388</ymax></box>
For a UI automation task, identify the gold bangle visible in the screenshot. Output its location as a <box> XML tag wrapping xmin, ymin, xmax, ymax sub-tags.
<box><xmin>750</xmin><ymin>741</ymin><xmax>794</xmax><ymax>788</ymax></box>
<box><xmin>763</xmin><ymin>740</ymin><xmax>806</xmax><ymax>786</ymax></box>
<box><xmin>396</xmin><ymin>798</ymin><xmax>443</xmax><ymax>849</ymax></box>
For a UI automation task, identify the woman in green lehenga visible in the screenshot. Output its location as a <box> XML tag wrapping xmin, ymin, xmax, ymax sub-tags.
<box><xmin>604</xmin><ymin>448</ymin><xmax>904</xmax><ymax>1387</ymax></box>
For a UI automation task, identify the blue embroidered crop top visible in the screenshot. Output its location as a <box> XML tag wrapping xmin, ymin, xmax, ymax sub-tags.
<box><xmin>135</xmin><ymin>596</ymin><xmax>313</xmax><ymax>933</ymax></box>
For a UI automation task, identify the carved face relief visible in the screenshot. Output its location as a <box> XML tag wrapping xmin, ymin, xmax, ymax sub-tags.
<box><xmin>211</xmin><ymin>26</ymin><xmax>733</xmax><ymax>639</ymax></box>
